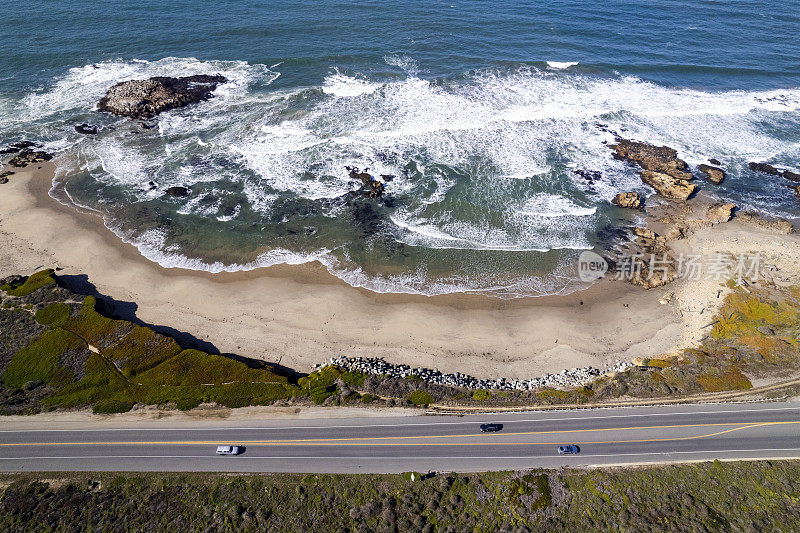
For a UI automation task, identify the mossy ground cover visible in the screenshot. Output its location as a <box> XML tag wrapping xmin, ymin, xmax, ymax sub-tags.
<box><xmin>1</xmin><ymin>270</ymin><xmax>298</xmax><ymax>414</ymax></box>
<box><xmin>2</xmin><ymin>329</ymin><xmax>85</xmax><ymax>390</ymax></box>
<box><xmin>1</xmin><ymin>461</ymin><xmax>798</xmax><ymax>531</ymax></box>
<box><xmin>0</xmin><ymin>269</ymin><xmax>56</xmax><ymax>297</ymax></box>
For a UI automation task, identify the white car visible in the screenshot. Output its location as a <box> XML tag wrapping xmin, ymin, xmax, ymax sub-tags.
<box><xmin>215</xmin><ymin>445</ymin><xmax>242</xmax><ymax>455</ymax></box>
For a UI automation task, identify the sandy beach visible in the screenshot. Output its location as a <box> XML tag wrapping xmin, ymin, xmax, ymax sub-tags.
<box><xmin>2</xmin><ymin>160</ymin><xmax>800</xmax><ymax>380</ymax></box>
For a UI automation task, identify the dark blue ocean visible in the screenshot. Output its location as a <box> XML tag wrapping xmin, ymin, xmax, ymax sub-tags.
<box><xmin>2</xmin><ymin>1</ymin><xmax>799</xmax><ymax>296</ymax></box>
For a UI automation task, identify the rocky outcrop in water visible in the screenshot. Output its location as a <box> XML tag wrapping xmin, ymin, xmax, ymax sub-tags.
<box><xmin>164</xmin><ymin>186</ymin><xmax>190</xmax><ymax>198</ymax></box>
<box><xmin>748</xmin><ymin>162</ymin><xmax>800</xmax><ymax>183</ymax></box>
<box><xmin>8</xmin><ymin>150</ymin><xmax>53</xmax><ymax>168</ymax></box>
<box><xmin>698</xmin><ymin>164</ymin><xmax>725</xmax><ymax>184</ymax></box>
<box><xmin>574</xmin><ymin>169</ymin><xmax>602</xmax><ymax>185</ymax></box>
<box><xmin>640</xmin><ymin>171</ymin><xmax>697</xmax><ymax>201</ymax></box>
<box><xmin>0</xmin><ymin>141</ymin><xmax>37</xmax><ymax>154</ymax></box>
<box><xmin>782</xmin><ymin>170</ymin><xmax>800</xmax><ymax>182</ymax></box>
<box><xmin>97</xmin><ymin>75</ymin><xmax>228</xmax><ymax>119</ymax></box>
<box><xmin>318</xmin><ymin>356</ymin><xmax>633</xmax><ymax>391</ymax></box>
<box><xmin>610</xmin><ymin>139</ymin><xmax>693</xmax><ymax>180</ymax></box>
<box><xmin>748</xmin><ymin>162</ymin><xmax>780</xmax><ymax>176</ymax></box>
<box><xmin>346</xmin><ymin>166</ymin><xmax>385</xmax><ymax>198</ymax></box>
<box><xmin>609</xmin><ymin>139</ymin><xmax>698</xmax><ymax>200</ymax></box>
<box><xmin>74</xmin><ymin>123</ymin><xmax>98</xmax><ymax>135</ymax></box>
<box><xmin>611</xmin><ymin>191</ymin><xmax>642</xmax><ymax>209</ymax></box>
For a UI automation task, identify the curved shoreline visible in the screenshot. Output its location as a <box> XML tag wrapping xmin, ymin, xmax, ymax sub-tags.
<box><xmin>1</xmin><ymin>160</ymin><xmax>685</xmax><ymax>379</ymax></box>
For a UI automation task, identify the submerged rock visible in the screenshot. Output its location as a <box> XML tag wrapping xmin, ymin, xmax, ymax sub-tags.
<box><xmin>164</xmin><ymin>186</ymin><xmax>190</xmax><ymax>198</ymax></box>
<box><xmin>782</xmin><ymin>170</ymin><xmax>800</xmax><ymax>182</ymax></box>
<box><xmin>748</xmin><ymin>162</ymin><xmax>780</xmax><ymax>175</ymax></box>
<box><xmin>697</xmin><ymin>164</ymin><xmax>725</xmax><ymax>184</ymax></box>
<box><xmin>346</xmin><ymin>166</ymin><xmax>385</xmax><ymax>198</ymax></box>
<box><xmin>74</xmin><ymin>123</ymin><xmax>98</xmax><ymax>135</ymax></box>
<box><xmin>640</xmin><ymin>171</ymin><xmax>697</xmax><ymax>201</ymax></box>
<box><xmin>610</xmin><ymin>139</ymin><xmax>693</xmax><ymax>181</ymax></box>
<box><xmin>611</xmin><ymin>191</ymin><xmax>643</xmax><ymax>209</ymax></box>
<box><xmin>574</xmin><ymin>169</ymin><xmax>602</xmax><ymax>184</ymax></box>
<box><xmin>0</xmin><ymin>141</ymin><xmax>37</xmax><ymax>154</ymax></box>
<box><xmin>9</xmin><ymin>150</ymin><xmax>53</xmax><ymax>168</ymax></box>
<box><xmin>97</xmin><ymin>74</ymin><xmax>228</xmax><ymax>119</ymax></box>
<box><xmin>709</xmin><ymin>158</ymin><xmax>722</xmax><ymax>166</ymax></box>
<box><xmin>748</xmin><ymin>161</ymin><xmax>800</xmax><ymax>182</ymax></box>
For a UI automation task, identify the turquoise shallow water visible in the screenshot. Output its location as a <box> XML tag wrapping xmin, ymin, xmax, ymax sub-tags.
<box><xmin>1</xmin><ymin>1</ymin><xmax>800</xmax><ymax>296</ymax></box>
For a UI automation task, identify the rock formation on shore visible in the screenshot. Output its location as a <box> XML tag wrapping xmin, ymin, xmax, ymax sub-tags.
<box><xmin>706</xmin><ymin>203</ymin><xmax>736</xmax><ymax>222</ymax></box>
<box><xmin>640</xmin><ymin>170</ymin><xmax>697</xmax><ymax>201</ymax></box>
<box><xmin>611</xmin><ymin>191</ymin><xmax>643</xmax><ymax>209</ymax></box>
<box><xmin>8</xmin><ymin>150</ymin><xmax>53</xmax><ymax>168</ymax></box>
<box><xmin>97</xmin><ymin>75</ymin><xmax>228</xmax><ymax>119</ymax></box>
<box><xmin>610</xmin><ymin>139</ymin><xmax>693</xmax><ymax>180</ymax></box>
<box><xmin>610</xmin><ymin>139</ymin><xmax>697</xmax><ymax>200</ymax></box>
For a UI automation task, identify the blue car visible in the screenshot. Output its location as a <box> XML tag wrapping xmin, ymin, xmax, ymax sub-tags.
<box><xmin>558</xmin><ymin>445</ymin><xmax>580</xmax><ymax>454</ymax></box>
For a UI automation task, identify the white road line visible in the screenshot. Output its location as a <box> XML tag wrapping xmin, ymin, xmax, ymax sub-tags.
<box><xmin>1</xmin><ymin>405</ymin><xmax>797</xmax><ymax>433</ymax></box>
<box><xmin>2</xmin><ymin>448</ymin><xmax>800</xmax><ymax>461</ymax></box>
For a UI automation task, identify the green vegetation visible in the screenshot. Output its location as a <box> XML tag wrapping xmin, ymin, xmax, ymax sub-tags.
<box><xmin>300</xmin><ymin>365</ymin><xmax>342</xmax><ymax>404</ymax></box>
<box><xmin>340</xmin><ymin>370</ymin><xmax>366</xmax><ymax>388</ymax></box>
<box><xmin>33</xmin><ymin>302</ymin><xmax>72</xmax><ymax>327</ymax></box>
<box><xmin>409</xmin><ymin>389</ymin><xmax>433</xmax><ymax>405</ymax></box>
<box><xmin>472</xmin><ymin>389</ymin><xmax>491</xmax><ymax>401</ymax></box>
<box><xmin>0</xmin><ymin>269</ymin><xmax>56</xmax><ymax>297</ymax></box>
<box><xmin>92</xmin><ymin>399</ymin><xmax>136</xmax><ymax>414</ymax></box>
<box><xmin>2</xmin><ymin>329</ymin><xmax>84</xmax><ymax>389</ymax></box>
<box><xmin>1</xmin><ymin>269</ymin><xmax>297</xmax><ymax>414</ymax></box>
<box><xmin>1</xmin><ymin>461</ymin><xmax>799</xmax><ymax>531</ymax></box>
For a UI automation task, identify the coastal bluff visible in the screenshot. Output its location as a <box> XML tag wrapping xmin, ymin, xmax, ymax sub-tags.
<box><xmin>97</xmin><ymin>74</ymin><xmax>227</xmax><ymax>118</ymax></box>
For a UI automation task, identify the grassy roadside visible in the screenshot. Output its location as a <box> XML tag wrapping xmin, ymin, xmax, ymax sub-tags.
<box><xmin>1</xmin><ymin>460</ymin><xmax>798</xmax><ymax>531</ymax></box>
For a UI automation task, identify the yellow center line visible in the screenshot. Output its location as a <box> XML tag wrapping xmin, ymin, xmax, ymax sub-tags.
<box><xmin>0</xmin><ymin>420</ymin><xmax>797</xmax><ymax>448</ymax></box>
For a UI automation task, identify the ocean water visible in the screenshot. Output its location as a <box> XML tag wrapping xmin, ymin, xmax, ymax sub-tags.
<box><xmin>1</xmin><ymin>1</ymin><xmax>799</xmax><ymax>296</ymax></box>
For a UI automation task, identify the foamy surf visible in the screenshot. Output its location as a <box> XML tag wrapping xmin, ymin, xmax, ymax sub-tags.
<box><xmin>10</xmin><ymin>56</ymin><xmax>800</xmax><ymax>297</ymax></box>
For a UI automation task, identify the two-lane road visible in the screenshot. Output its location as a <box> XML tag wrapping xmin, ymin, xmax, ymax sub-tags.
<box><xmin>1</xmin><ymin>403</ymin><xmax>799</xmax><ymax>472</ymax></box>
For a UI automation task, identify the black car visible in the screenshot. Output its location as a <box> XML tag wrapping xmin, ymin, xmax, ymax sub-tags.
<box><xmin>479</xmin><ymin>423</ymin><xmax>503</xmax><ymax>433</ymax></box>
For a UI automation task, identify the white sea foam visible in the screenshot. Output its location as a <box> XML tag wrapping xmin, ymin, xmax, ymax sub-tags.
<box><xmin>322</xmin><ymin>69</ymin><xmax>380</xmax><ymax>97</ymax></box>
<box><xmin>517</xmin><ymin>194</ymin><xmax>597</xmax><ymax>218</ymax></box>
<box><xmin>547</xmin><ymin>61</ymin><xmax>579</xmax><ymax>70</ymax></box>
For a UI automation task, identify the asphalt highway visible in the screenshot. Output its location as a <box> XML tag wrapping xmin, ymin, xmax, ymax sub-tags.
<box><xmin>1</xmin><ymin>402</ymin><xmax>799</xmax><ymax>473</ymax></box>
